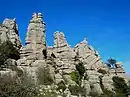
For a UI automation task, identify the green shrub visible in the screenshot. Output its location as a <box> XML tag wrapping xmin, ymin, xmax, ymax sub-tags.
<box><xmin>0</xmin><ymin>72</ymin><xmax>40</xmax><ymax>97</ymax></box>
<box><xmin>0</xmin><ymin>41</ymin><xmax>20</xmax><ymax>66</ymax></box>
<box><xmin>76</xmin><ymin>62</ymin><xmax>85</xmax><ymax>77</ymax></box>
<box><xmin>71</xmin><ymin>62</ymin><xmax>85</xmax><ymax>84</ymax></box>
<box><xmin>112</xmin><ymin>76</ymin><xmax>128</xmax><ymax>97</ymax></box>
<box><xmin>106</xmin><ymin>58</ymin><xmax>117</xmax><ymax>68</ymax></box>
<box><xmin>0</xmin><ymin>82</ymin><xmax>40</xmax><ymax>97</ymax></box>
<box><xmin>70</xmin><ymin>71</ymin><xmax>80</xmax><ymax>84</ymax></box>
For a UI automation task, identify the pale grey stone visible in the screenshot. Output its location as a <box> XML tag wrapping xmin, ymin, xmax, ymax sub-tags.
<box><xmin>0</xmin><ymin>13</ymin><xmax>129</xmax><ymax>97</ymax></box>
<box><xmin>2</xmin><ymin>18</ymin><xmax>21</xmax><ymax>49</ymax></box>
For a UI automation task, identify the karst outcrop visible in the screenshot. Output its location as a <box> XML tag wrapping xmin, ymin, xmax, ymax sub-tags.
<box><xmin>0</xmin><ymin>13</ymin><xmax>129</xmax><ymax>97</ymax></box>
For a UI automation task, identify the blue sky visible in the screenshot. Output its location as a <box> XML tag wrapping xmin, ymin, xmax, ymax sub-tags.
<box><xmin>0</xmin><ymin>0</ymin><xmax>130</xmax><ymax>75</ymax></box>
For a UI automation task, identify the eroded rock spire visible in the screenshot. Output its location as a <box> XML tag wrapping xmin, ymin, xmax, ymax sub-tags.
<box><xmin>20</xmin><ymin>12</ymin><xmax>46</xmax><ymax>60</ymax></box>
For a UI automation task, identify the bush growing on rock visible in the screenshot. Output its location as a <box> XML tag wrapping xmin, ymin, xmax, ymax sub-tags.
<box><xmin>76</xmin><ymin>62</ymin><xmax>85</xmax><ymax>78</ymax></box>
<box><xmin>0</xmin><ymin>71</ymin><xmax>40</xmax><ymax>97</ymax></box>
<box><xmin>112</xmin><ymin>76</ymin><xmax>129</xmax><ymax>97</ymax></box>
<box><xmin>70</xmin><ymin>71</ymin><xmax>80</xmax><ymax>84</ymax></box>
<box><xmin>70</xmin><ymin>62</ymin><xmax>85</xmax><ymax>84</ymax></box>
<box><xmin>0</xmin><ymin>41</ymin><xmax>20</xmax><ymax>67</ymax></box>
<box><xmin>106</xmin><ymin>58</ymin><xmax>117</xmax><ymax>68</ymax></box>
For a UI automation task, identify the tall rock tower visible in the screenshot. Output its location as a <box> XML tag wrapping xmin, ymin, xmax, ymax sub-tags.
<box><xmin>0</xmin><ymin>18</ymin><xmax>21</xmax><ymax>49</ymax></box>
<box><xmin>20</xmin><ymin>13</ymin><xmax>46</xmax><ymax>60</ymax></box>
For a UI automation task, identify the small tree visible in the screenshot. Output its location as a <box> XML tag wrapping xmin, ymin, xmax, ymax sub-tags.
<box><xmin>106</xmin><ymin>58</ymin><xmax>116</xmax><ymax>68</ymax></box>
<box><xmin>76</xmin><ymin>62</ymin><xmax>85</xmax><ymax>78</ymax></box>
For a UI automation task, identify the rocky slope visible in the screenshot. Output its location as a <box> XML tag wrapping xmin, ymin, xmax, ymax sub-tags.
<box><xmin>0</xmin><ymin>13</ymin><xmax>129</xmax><ymax>97</ymax></box>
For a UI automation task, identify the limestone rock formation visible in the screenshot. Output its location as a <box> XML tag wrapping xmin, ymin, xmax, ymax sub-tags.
<box><xmin>0</xmin><ymin>24</ymin><xmax>8</xmax><ymax>43</ymax></box>
<box><xmin>20</xmin><ymin>13</ymin><xmax>46</xmax><ymax>60</ymax></box>
<box><xmin>74</xmin><ymin>38</ymin><xmax>104</xmax><ymax>71</ymax></box>
<box><xmin>48</xmin><ymin>31</ymin><xmax>76</xmax><ymax>59</ymax></box>
<box><xmin>0</xmin><ymin>13</ymin><xmax>129</xmax><ymax>97</ymax></box>
<box><xmin>0</xmin><ymin>18</ymin><xmax>21</xmax><ymax>49</ymax></box>
<box><xmin>0</xmin><ymin>59</ymin><xmax>23</xmax><ymax>85</ymax></box>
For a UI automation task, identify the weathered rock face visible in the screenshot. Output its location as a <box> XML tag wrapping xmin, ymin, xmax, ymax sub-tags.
<box><xmin>48</xmin><ymin>31</ymin><xmax>76</xmax><ymax>59</ymax></box>
<box><xmin>0</xmin><ymin>24</ymin><xmax>8</xmax><ymax>43</ymax></box>
<box><xmin>20</xmin><ymin>13</ymin><xmax>46</xmax><ymax>60</ymax></box>
<box><xmin>0</xmin><ymin>13</ymin><xmax>129</xmax><ymax>97</ymax></box>
<box><xmin>25</xmin><ymin>13</ymin><xmax>46</xmax><ymax>47</ymax></box>
<box><xmin>0</xmin><ymin>18</ymin><xmax>21</xmax><ymax>49</ymax></box>
<box><xmin>0</xmin><ymin>59</ymin><xmax>23</xmax><ymax>85</ymax></box>
<box><xmin>102</xmin><ymin>74</ymin><xmax>114</xmax><ymax>91</ymax></box>
<box><xmin>82</xmin><ymin>70</ymin><xmax>103</xmax><ymax>95</ymax></box>
<box><xmin>74</xmin><ymin>38</ymin><xmax>103</xmax><ymax>71</ymax></box>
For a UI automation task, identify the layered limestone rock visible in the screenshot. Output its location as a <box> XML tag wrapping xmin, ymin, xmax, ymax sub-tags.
<box><xmin>0</xmin><ymin>13</ymin><xmax>129</xmax><ymax>97</ymax></box>
<box><xmin>102</xmin><ymin>74</ymin><xmax>114</xmax><ymax>91</ymax></box>
<box><xmin>48</xmin><ymin>31</ymin><xmax>76</xmax><ymax>59</ymax></box>
<box><xmin>47</xmin><ymin>31</ymin><xmax>77</xmax><ymax>85</ymax></box>
<box><xmin>20</xmin><ymin>13</ymin><xmax>46</xmax><ymax>60</ymax></box>
<box><xmin>0</xmin><ymin>18</ymin><xmax>21</xmax><ymax>49</ymax></box>
<box><xmin>0</xmin><ymin>19</ymin><xmax>22</xmax><ymax>85</ymax></box>
<box><xmin>74</xmin><ymin>38</ymin><xmax>103</xmax><ymax>71</ymax></box>
<box><xmin>0</xmin><ymin>59</ymin><xmax>23</xmax><ymax>85</ymax></box>
<box><xmin>101</xmin><ymin>62</ymin><xmax>128</xmax><ymax>91</ymax></box>
<box><xmin>16</xmin><ymin>13</ymin><xmax>47</xmax><ymax>85</ymax></box>
<box><xmin>85</xmin><ymin>70</ymin><xmax>103</xmax><ymax>94</ymax></box>
<box><xmin>0</xmin><ymin>24</ymin><xmax>8</xmax><ymax>43</ymax></box>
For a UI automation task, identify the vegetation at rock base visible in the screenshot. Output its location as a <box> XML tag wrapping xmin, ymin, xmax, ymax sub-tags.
<box><xmin>112</xmin><ymin>76</ymin><xmax>129</xmax><ymax>97</ymax></box>
<box><xmin>91</xmin><ymin>76</ymin><xmax>130</xmax><ymax>97</ymax></box>
<box><xmin>42</xmin><ymin>90</ymin><xmax>58</xmax><ymax>97</ymax></box>
<box><xmin>70</xmin><ymin>71</ymin><xmax>80</xmax><ymax>84</ymax></box>
<box><xmin>0</xmin><ymin>41</ymin><xmax>129</xmax><ymax>97</ymax></box>
<box><xmin>36</xmin><ymin>65</ymin><xmax>54</xmax><ymax>85</ymax></box>
<box><xmin>0</xmin><ymin>71</ymin><xmax>40</xmax><ymax>97</ymax></box>
<box><xmin>0</xmin><ymin>41</ymin><xmax>20</xmax><ymax>68</ymax></box>
<box><xmin>68</xmin><ymin>85</ymin><xmax>86</xmax><ymax>96</ymax></box>
<box><xmin>70</xmin><ymin>62</ymin><xmax>86</xmax><ymax>84</ymax></box>
<box><xmin>0</xmin><ymin>70</ymin><xmax>60</xmax><ymax>97</ymax></box>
